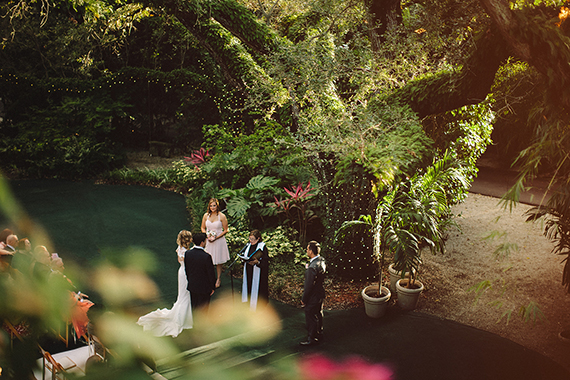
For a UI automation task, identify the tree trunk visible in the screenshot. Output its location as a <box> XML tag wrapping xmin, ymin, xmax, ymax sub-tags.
<box><xmin>392</xmin><ymin>24</ymin><xmax>510</xmax><ymax>118</ymax></box>
<box><xmin>479</xmin><ymin>0</ymin><xmax>570</xmax><ymax>108</ymax></box>
<box><xmin>365</xmin><ymin>0</ymin><xmax>402</xmax><ymax>49</ymax></box>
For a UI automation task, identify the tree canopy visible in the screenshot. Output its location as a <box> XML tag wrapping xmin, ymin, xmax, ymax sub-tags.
<box><xmin>2</xmin><ymin>0</ymin><xmax>570</xmax><ymax>244</ymax></box>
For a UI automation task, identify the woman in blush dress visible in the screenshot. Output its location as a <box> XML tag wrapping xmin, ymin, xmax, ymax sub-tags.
<box><xmin>137</xmin><ymin>230</ymin><xmax>193</xmax><ymax>337</ymax></box>
<box><xmin>201</xmin><ymin>198</ymin><xmax>230</xmax><ymax>288</ymax></box>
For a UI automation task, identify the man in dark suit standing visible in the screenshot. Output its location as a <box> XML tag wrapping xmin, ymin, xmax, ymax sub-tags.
<box><xmin>185</xmin><ymin>232</ymin><xmax>216</xmax><ymax>311</ymax></box>
<box><xmin>300</xmin><ymin>241</ymin><xmax>326</xmax><ymax>346</ymax></box>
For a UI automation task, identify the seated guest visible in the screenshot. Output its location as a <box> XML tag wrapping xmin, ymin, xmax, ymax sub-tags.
<box><xmin>18</xmin><ymin>237</ymin><xmax>32</xmax><ymax>252</ymax></box>
<box><xmin>50</xmin><ymin>254</ymin><xmax>64</xmax><ymax>273</ymax></box>
<box><xmin>0</xmin><ymin>253</ymin><xmax>12</xmax><ymax>277</ymax></box>
<box><xmin>49</xmin><ymin>253</ymin><xmax>74</xmax><ymax>289</ymax></box>
<box><xmin>32</xmin><ymin>245</ymin><xmax>52</xmax><ymax>280</ymax></box>
<box><xmin>46</xmin><ymin>252</ymin><xmax>93</xmax><ymax>340</ymax></box>
<box><xmin>4</xmin><ymin>234</ymin><xmax>18</xmax><ymax>252</ymax></box>
<box><xmin>0</xmin><ymin>234</ymin><xmax>16</xmax><ymax>276</ymax></box>
<box><xmin>0</xmin><ymin>228</ymin><xmax>13</xmax><ymax>249</ymax></box>
<box><xmin>56</xmin><ymin>254</ymin><xmax>94</xmax><ymax>340</ymax></box>
<box><xmin>11</xmin><ymin>237</ymin><xmax>34</xmax><ymax>275</ymax></box>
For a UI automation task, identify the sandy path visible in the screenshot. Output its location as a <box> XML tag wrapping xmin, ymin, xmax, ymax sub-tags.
<box><xmin>418</xmin><ymin>193</ymin><xmax>570</xmax><ymax>372</ymax></box>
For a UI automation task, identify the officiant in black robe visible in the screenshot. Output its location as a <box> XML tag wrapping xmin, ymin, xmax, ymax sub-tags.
<box><xmin>241</xmin><ymin>229</ymin><xmax>269</xmax><ymax>310</ymax></box>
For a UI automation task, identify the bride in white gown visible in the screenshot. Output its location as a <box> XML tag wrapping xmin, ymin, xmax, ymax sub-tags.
<box><xmin>137</xmin><ymin>230</ymin><xmax>193</xmax><ymax>337</ymax></box>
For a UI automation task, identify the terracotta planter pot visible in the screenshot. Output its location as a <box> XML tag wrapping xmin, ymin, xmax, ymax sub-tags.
<box><xmin>388</xmin><ymin>263</ymin><xmax>415</xmax><ymax>295</ymax></box>
<box><xmin>361</xmin><ymin>285</ymin><xmax>391</xmax><ymax>318</ymax></box>
<box><xmin>396</xmin><ymin>278</ymin><xmax>424</xmax><ymax>311</ymax></box>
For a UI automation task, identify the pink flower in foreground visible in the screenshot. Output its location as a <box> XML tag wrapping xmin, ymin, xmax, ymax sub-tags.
<box><xmin>298</xmin><ymin>354</ymin><xmax>393</xmax><ymax>380</ymax></box>
<box><xmin>298</xmin><ymin>354</ymin><xmax>339</xmax><ymax>380</ymax></box>
<box><xmin>343</xmin><ymin>356</ymin><xmax>393</xmax><ymax>380</ymax></box>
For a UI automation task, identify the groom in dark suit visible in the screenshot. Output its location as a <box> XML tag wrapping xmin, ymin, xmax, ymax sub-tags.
<box><xmin>185</xmin><ymin>232</ymin><xmax>216</xmax><ymax>311</ymax></box>
<box><xmin>300</xmin><ymin>240</ymin><xmax>326</xmax><ymax>346</ymax></box>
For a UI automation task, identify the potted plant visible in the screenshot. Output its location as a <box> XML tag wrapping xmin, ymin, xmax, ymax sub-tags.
<box><xmin>337</xmin><ymin>151</ymin><xmax>468</xmax><ymax>312</ymax></box>
<box><xmin>387</xmin><ymin>152</ymin><xmax>467</xmax><ymax>310</ymax></box>
<box><xmin>336</xmin><ymin>214</ymin><xmax>391</xmax><ymax>318</ymax></box>
<box><xmin>388</xmin><ymin>263</ymin><xmax>416</xmax><ymax>294</ymax></box>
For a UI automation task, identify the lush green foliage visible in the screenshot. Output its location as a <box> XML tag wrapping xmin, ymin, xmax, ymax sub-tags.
<box><xmin>525</xmin><ymin>184</ymin><xmax>570</xmax><ymax>292</ymax></box>
<box><xmin>382</xmin><ymin>150</ymin><xmax>468</xmax><ymax>285</ymax></box>
<box><xmin>184</xmin><ymin>121</ymin><xmax>315</xmax><ymax>230</ymax></box>
<box><xmin>272</xmin><ymin>181</ymin><xmax>318</xmax><ymax>246</ymax></box>
<box><xmin>3</xmin><ymin>0</ymin><xmax>570</xmax><ymax>377</ymax></box>
<box><xmin>308</xmin><ymin>99</ymin><xmax>433</xmax><ymax>280</ymax></box>
<box><xmin>0</xmin><ymin>75</ymin><xmax>129</xmax><ymax>177</ymax></box>
<box><xmin>336</xmin><ymin>150</ymin><xmax>469</xmax><ymax>285</ymax></box>
<box><xmin>0</xmin><ymin>0</ymin><xmax>502</xmax><ymax>284</ymax></box>
<box><xmin>488</xmin><ymin>61</ymin><xmax>543</xmax><ymax>165</ymax></box>
<box><xmin>262</xmin><ymin>225</ymin><xmax>306</xmax><ymax>263</ymax></box>
<box><xmin>104</xmin><ymin>160</ymin><xmax>205</xmax><ymax>190</ymax></box>
<box><xmin>333</xmin><ymin>100</ymin><xmax>433</xmax><ymax>194</ymax></box>
<box><xmin>219</xmin><ymin>175</ymin><xmax>280</xmax><ymax>219</ymax></box>
<box><xmin>0</xmin><ymin>63</ymin><xmax>224</xmax><ymax>177</ymax></box>
<box><xmin>423</xmin><ymin>101</ymin><xmax>494</xmax><ymax>204</ymax></box>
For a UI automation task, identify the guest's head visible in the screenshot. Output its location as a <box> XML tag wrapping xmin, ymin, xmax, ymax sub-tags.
<box><xmin>34</xmin><ymin>245</ymin><xmax>51</xmax><ymax>264</ymax></box>
<box><xmin>18</xmin><ymin>238</ymin><xmax>31</xmax><ymax>251</ymax></box>
<box><xmin>193</xmin><ymin>232</ymin><xmax>207</xmax><ymax>247</ymax></box>
<box><xmin>207</xmin><ymin>198</ymin><xmax>220</xmax><ymax>215</ymax></box>
<box><xmin>51</xmin><ymin>256</ymin><xmax>65</xmax><ymax>272</ymax></box>
<box><xmin>0</xmin><ymin>228</ymin><xmax>13</xmax><ymax>244</ymax></box>
<box><xmin>6</xmin><ymin>234</ymin><xmax>18</xmax><ymax>248</ymax></box>
<box><xmin>249</xmin><ymin>229</ymin><xmax>262</xmax><ymax>244</ymax></box>
<box><xmin>177</xmin><ymin>230</ymin><xmax>193</xmax><ymax>249</ymax></box>
<box><xmin>307</xmin><ymin>241</ymin><xmax>321</xmax><ymax>258</ymax></box>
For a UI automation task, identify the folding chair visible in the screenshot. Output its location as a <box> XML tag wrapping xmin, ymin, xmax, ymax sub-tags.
<box><xmin>38</xmin><ymin>346</ymin><xmax>77</xmax><ymax>380</ymax></box>
<box><xmin>53</xmin><ymin>320</ymin><xmax>70</xmax><ymax>348</ymax></box>
<box><xmin>3</xmin><ymin>319</ymin><xmax>23</xmax><ymax>349</ymax></box>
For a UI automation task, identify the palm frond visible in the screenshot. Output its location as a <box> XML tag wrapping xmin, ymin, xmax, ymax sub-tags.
<box><xmin>524</xmin><ymin>183</ymin><xmax>570</xmax><ymax>292</ymax></box>
<box><xmin>334</xmin><ymin>215</ymin><xmax>374</xmax><ymax>244</ymax></box>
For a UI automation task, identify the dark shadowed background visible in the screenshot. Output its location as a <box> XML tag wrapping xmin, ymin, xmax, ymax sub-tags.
<box><xmin>1</xmin><ymin>179</ymin><xmax>190</xmax><ymax>303</ymax></box>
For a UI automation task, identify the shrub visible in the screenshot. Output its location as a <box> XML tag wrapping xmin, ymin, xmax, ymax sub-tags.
<box><xmin>224</xmin><ymin>225</ymin><xmax>305</xmax><ymax>265</ymax></box>
<box><xmin>262</xmin><ymin>226</ymin><xmax>305</xmax><ymax>264</ymax></box>
<box><xmin>0</xmin><ymin>135</ymin><xmax>124</xmax><ymax>178</ymax></box>
<box><xmin>186</xmin><ymin>121</ymin><xmax>315</xmax><ymax>231</ymax></box>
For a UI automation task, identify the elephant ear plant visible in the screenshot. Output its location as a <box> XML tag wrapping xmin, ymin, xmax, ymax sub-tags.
<box><xmin>336</xmin><ymin>150</ymin><xmax>470</xmax><ymax>294</ymax></box>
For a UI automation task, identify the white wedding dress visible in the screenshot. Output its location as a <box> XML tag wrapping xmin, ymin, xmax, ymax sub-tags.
<box><xmin>136</xmin><ymin>246</ymin><xmax>193</xmax><ymax>337</ymax></box>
